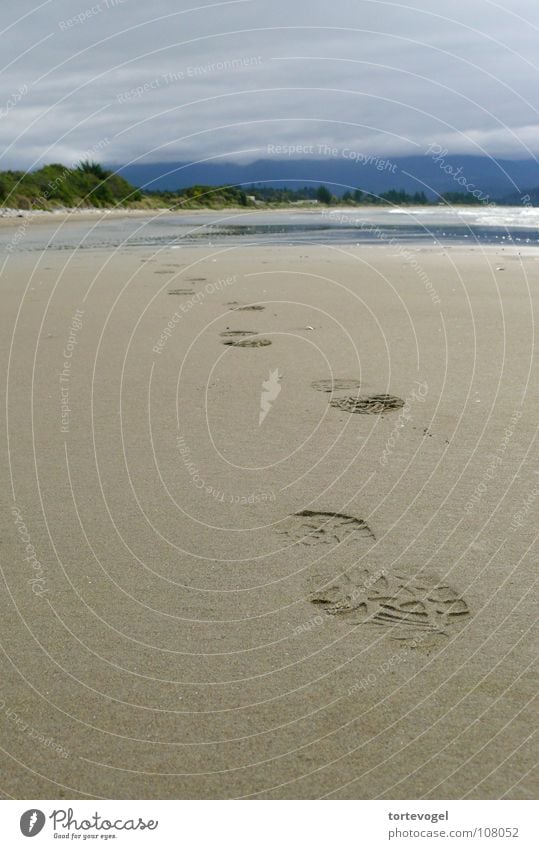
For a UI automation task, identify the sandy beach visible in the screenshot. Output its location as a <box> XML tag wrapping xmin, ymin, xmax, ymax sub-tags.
<box><xmin>1</xmin><ymin>231</ymin><xmax>537</xmax><ymax>799</ymax></box>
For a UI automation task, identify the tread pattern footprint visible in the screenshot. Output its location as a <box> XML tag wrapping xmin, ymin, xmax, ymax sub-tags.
<box><xmin>277</xmin><ymin>510</ymin><xmax>375</xmax><ymax>545</ymax></box>
<box><xmin>309</xmin><ymin>566</ymin><xmax>470</xmax><ymax>637</ymax></box>
<box><xmin>311</xmin><ymin>379</ymin><xmax>361</xmax><ymax>394</ymax></box>
<box><xmin>168</xmin><ymin>289</ymin><xmax>195</xmax><ymax>295</ymax></box>
<box><xmin>330</xmin><ymin>394</ymin><xmax>404</xmax><ymax>414</ymax></box>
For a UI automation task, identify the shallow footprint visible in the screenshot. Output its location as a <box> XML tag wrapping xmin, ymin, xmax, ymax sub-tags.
<box><xmin>223</xmin><ymin>337</ymin><xmax>272</xmax><ymax>347</ymax></box>
<box><xmin>330</xmin><ymin>394</ymin><xmax>404</xmax><ymax>414</ymax></box>
<box><xmin>311</xmin><ymin>378</ymin><xmax>361</xmax><ymax>394</ymax></box>
<box><xmin>220</xmin><ymin>330</ymin><xmax>258</xmax><ymax>338</ymax></box>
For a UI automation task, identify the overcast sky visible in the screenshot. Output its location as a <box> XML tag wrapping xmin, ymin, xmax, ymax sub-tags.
<box><xmin>1</xmin><ymin>0</ymin><xmax>538</xmax><ymax>170</ymax></box>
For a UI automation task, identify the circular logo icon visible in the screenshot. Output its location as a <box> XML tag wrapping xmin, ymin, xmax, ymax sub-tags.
<box><xmin>20</xmin><ymin>810</ymin><xmax>46</xmax><ymax>837</ymax></box>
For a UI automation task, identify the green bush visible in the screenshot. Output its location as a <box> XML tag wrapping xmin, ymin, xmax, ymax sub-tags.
<box><xmin>0</xmin><ymin>161</ymin><xmax>142</xmax><ymax>209</ymax></box>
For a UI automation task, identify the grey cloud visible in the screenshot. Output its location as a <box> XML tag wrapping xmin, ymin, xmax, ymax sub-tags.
<box><xmin>1</xmin><ymin>0</ymin><xmax>538</xmax><ymax>170</ymax></box>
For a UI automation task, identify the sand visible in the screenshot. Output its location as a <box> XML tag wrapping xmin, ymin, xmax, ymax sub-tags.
<box><xmin>0</xmin><ymin>231</ymin><xmax>537</xmax><ymax>799</ymax></box>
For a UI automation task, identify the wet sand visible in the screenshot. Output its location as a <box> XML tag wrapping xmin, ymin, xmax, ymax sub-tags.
<box><xmin>0</xmin><ymin>236</ymin><xmax>537</xmax><ymax>799</ymax></box>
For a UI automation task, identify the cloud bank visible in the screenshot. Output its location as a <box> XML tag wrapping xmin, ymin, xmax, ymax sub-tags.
<box><xmin>1</xmin><ymin>0</ymin><xmax>538</xmax><ymax>170</ymax></box>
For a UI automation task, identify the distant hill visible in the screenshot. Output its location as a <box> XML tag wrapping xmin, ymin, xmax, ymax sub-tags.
<box><xmin>111</xmin><ymin>156</ymin><xmax>539</xmax><ymax>203</ymax></box>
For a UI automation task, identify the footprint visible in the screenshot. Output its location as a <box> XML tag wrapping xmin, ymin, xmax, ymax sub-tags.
<box><xmin>276</xmin><ymin>510</ymin><xmax>375</xmax><ymax>546</ymax></box>
<box><xmin>186</xmin><ymin>277</ymin><xmax>207</xmax><ymax>282</ymax></box>
<box><xmin>330</xmin><ymin>394</ymin><xmax>404</xmax><ymax>414</ymax></box>
<box><xmin>233</xmin><ymin>304</ymin><xmax>265</xmax><ymax>311</ymax></box>
<box><xmin>311</xmin><ymin>379</ymin><xmax>361</xmax><ymax>394</ymax></box>
<box><xmin>168</xmin><ymin>289</ymin><xmax>195</xmax><ymax>295</ymax></box>
<box><xmin>223</xmin><ymin>338</ymin><xmax>272</xmax><ymax>347</ymax></box>
<box><xmin>154</xmin><ymin>270</ymin><xmax>175</xmax><ymax>274</ymax></box>
<box><xmin>309</xmin><ymin>565</ymin><xmax>470</xmax><ymax>638</ymax></box>
<box><xmin>220</xmin><ymin>330</ymin><xmax>258</xmax><ymax>338</ymax></box>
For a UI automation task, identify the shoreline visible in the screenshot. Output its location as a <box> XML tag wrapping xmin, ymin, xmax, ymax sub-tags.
<box><xmin>1</xmin><ymin>202</ymin><xmax>537</xmax><ymax>230</ymax></box>
<box><xmin>2</xmin><ymin>205</ymin><xmax>539</xmax><ymax>258</ymax></box>
<box><xmin>0</xmin><ymin>206</ymin><xmax>171</xmax><ymax>228</ymax></box>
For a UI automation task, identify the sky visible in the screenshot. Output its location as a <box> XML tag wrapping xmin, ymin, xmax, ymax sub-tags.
<box><xmin>1</xmin><ymin>0</ymin><xmax>538</xmax><ymax>171</ymax></box>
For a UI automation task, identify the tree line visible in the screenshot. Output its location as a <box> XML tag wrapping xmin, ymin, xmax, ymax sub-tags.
<box><xmin>0</xmin><ymin>164</ymin><xmax>496</xmax><ymax>210</ymax></box>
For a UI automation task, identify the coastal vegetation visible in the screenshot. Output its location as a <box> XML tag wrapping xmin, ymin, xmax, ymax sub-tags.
<box><xmin>0</xmin><ymin>163</ymin><xmax>533</xmax><ymax>211</ymax></box>
<box><xmin>0</xmin><ymin>161</ymin><xmax>146</xmax><ymax>210</ymax></box>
